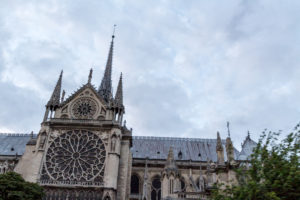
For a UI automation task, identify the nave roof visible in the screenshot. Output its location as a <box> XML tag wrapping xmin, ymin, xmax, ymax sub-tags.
<box><xmin>0</xmin><ymin>133</ymin><xmax>254</xmax><ymax>162</ymax></box>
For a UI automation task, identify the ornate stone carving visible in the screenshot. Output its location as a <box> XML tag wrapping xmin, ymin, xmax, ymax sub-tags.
<box><xmin>39</xmin><ymin>132</ymin><xmax>47</xmax><ymax>149</ymax></box>
<box><xmin>42</xmin><ymin>130</ymin><xmax>106</xmax><ymax>185</ymax></box>
<box><xmin>111</xmin><ymin>135</ymin><xmax>117</xmax><ymax>152</ymax></box>
<box><xmin>71</xmin><ymin>97</ymin><xmax>98</xmax><ymax>119</ymax></box>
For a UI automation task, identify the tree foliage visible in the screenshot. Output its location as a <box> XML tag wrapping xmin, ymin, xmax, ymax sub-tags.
<box><xmin>0</xmin><ymin>172</ymin><xmax>44</xmax><ymax>200</ymax></box>
<box><xmin>212</xmin><ymin>125</ymin><xmax>300</xmax><ymax>200</ymax></box>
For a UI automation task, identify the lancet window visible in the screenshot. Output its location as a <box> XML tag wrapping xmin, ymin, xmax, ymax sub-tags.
<box><xmin>151</xmin><ymin>175</ymin><xmax>161</xmax><ymax>200</ymax></box>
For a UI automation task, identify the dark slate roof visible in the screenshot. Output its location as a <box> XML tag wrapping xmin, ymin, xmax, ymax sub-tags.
<box><xmin>0</xmin><ymin>134</ymin><xmax>248</xmax><ymax>162</ymax></box>
<box><xmin>0</xmin><ymin>134</ymin><xmax>36</xmax><ymax>156</ymax></box>
<box><xmin>238</xmin><ymin>136</ymin><xmax>257</xmax><ymax>160</ymax></box>
<box><xmin>131</xmin><ymin>136</ymin><xmax>240</xmax><ymax>162</ymax></box>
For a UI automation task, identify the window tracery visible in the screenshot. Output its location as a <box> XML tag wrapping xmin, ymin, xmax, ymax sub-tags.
<box><xmin>71</xmin><ymin>98</ymin><xmax>97</xmax><ymax>119</ymax></box>
<box><xmin>43</xmin><ymin>130</ymin><xmax>106</xmax><ymax>184</ymax></box>
<box><xmin>151</xmin><ymin>175</ymin><xmax>161</xmax><ymax>200</ymax></box>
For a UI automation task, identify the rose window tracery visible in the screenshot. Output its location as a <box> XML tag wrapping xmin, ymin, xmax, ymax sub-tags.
<box><xmin>71</xmin><ymin>98</ymin><xmax>97</xmax><ymax>118</ymax></box>
<box><xmin>45</xmin><ymin>130</ymin><xmax>106</xmax><ymax>183</ymax></box>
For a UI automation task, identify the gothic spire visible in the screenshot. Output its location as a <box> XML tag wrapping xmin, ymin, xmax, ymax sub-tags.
<box><xmin>98</xmin><ymin>26</ymin><xmax>116</xmax><ymax>102</ymax></box>
<box><xmin>47</xmin><ymin>70</ymin><xmax>63</xmax><ymax>110</ymax></box>
<box><xmin>114</xmin><ymin>73</ymin><xmax>123</xmax><ymax>106</ymax></box>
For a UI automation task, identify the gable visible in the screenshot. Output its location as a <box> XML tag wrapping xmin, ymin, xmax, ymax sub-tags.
<box><xmin>54</xmin><ymin>84</ymin><xmax>107</xmax><ymax>120</ymax></box>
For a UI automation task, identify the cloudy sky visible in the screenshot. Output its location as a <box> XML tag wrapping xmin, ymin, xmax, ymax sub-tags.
<box><xmin>0</xmin><ymin>0</ymin><xmax>300</xmax><ymax>149</ymax></box>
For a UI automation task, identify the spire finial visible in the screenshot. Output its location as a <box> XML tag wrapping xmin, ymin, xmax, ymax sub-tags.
<box><xmin>247</xmin><ymin>130</ymin><xmax>250</xmax><ymax>138</ymax></box>
<box><xmin>112</xmin><ymin>24</ymin><xmax>116</xmax><ymax>39</ymax></box>
<box><xmin>88</xmin><ymin>68</ymin><xmax>93</xmax><ymax>84</ymax></box>
<box><xmin>227</xmin><ymin>121</ymin><xmax>231</xmax><ymax>137</ymax></box>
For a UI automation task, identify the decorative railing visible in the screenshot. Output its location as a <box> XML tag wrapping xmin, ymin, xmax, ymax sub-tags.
<box><xmin>39</xmin><ymin>180</ymin><xmax>104</xmax><ymax>187</ymax></box>
<box><xmin>47</xmin><ymin>118</ymin><xmax>120</xmax><ymax>126</ymax></box>
<box><xmin>176</xmin><ymin>192</ymin><xmax>208</xmax><ymax>200</ymax></box>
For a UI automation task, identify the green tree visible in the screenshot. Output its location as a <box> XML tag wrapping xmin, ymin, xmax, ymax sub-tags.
<box><xmin>212</xmin><ymin>125</ymin><xmax>300</xmax><ymax>200</ymax></box>
<box><xmin>0</xmin><ymin>172</ymin><xmax>44</xmax><ymax>200</ymax></box>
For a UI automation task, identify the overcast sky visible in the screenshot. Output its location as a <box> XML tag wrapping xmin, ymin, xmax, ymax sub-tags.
<box><xmin>0</xmin><ymin>0</ymin><xmax>300</xmax><ymax>149</ymax></box>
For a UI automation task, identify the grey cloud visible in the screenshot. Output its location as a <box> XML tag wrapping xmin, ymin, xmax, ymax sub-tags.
<box><xmin>0</xmin><ymin>0</ymin><xmax>299</xmax><ymax>148</ymax></box>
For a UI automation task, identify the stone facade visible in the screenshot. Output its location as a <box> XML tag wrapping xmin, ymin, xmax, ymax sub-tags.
<box><xmin>0</xmin><ymin>34</ymin><xmax>257</xmax><ymax>200</ymax></box>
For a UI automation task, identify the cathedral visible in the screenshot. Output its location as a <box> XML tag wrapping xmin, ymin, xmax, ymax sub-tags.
<box><xmin>0</xmin><ymin>34</ymin><xmax>257</xmax><ymax>200</ymax></box>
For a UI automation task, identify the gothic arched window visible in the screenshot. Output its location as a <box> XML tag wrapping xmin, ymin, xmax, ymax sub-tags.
<box><xmin>180</xmin><ymin>179</ymin><xmax>186</xmax><ymax>192</ymax></box>
<box><xmin>151</xmin><ymin>175</ymin><xmax>161</xmax><ymax>200</ymax></box>
<box><xmin>131</xmin><ymin>174</ymin><xmax>140</xmax><ymax>194</ymax></box>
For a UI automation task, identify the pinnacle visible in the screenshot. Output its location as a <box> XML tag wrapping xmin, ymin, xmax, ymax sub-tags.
<box><xmin>167</xmin><ymin>147</ymin><xmax>175</xmax><ymax>162</ymax></box>
<box><xmin>216</xmin><ymin>132</ymin><xmax>223</xmax><ymax>151</ymax></box>
<box><xmin>47</xmin><ymin>70</ymin><xmax>63</xmax><ymax>110</ymax></box>
<box><xmin>114</xmin><ymin>73</ymin><xmax>123</xmax><ymax>106</ymax></box>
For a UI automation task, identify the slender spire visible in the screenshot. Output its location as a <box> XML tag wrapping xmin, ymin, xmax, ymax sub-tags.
<box><xmin>114</xmin><ymin>73</ymin><xmax>123</xmax><ymax>106</ymax></box>
<box><xmin>88</xmin><ymin>68</ymin><xmax>93</xmax><ymax>84</ymax></box>
<box><xmin>47</xmin><ymin>70</ymin><xmax>63</xmax><ymax>109</ymax></box>
<box><xmin>98</xmin><ymin>25</ymin><xmax>116</xmax><ymax>102</ymax></box>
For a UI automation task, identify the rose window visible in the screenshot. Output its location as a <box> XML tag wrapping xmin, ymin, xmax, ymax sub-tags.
<box><xmin>45</xmin><ymin>130</ymin><xmax>106</xmax><ymax>182</ymax></box>
<box><xmin>71</xmin><ymin>98</ymin><xmax>97</xmax><ymax>118</ymax></box>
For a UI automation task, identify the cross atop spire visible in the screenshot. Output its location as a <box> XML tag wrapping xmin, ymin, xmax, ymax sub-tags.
<box><xmin>112</xmin><ymin>24</ymin><xmax>116</xmax><ymax>38</ymax></box>
<box><xmin>98</xmin><ymin>26</ymin><xmax>116</xmax><ymax>102</ymax></box>
<box><xmin>47</xmin><ymin>70</ymin><xmax>63</xmax><ymax>110</ymax></box>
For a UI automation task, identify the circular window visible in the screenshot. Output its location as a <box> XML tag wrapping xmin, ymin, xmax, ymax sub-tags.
<box><xmin>45</xmin><ymin>130</ymin><xmax>106</xmax><ymax>182</ymax></box>
<box><xmin>71</xmin><ymin>98</ymin><xmax>97</xmax><ymax>119</ymax></box>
